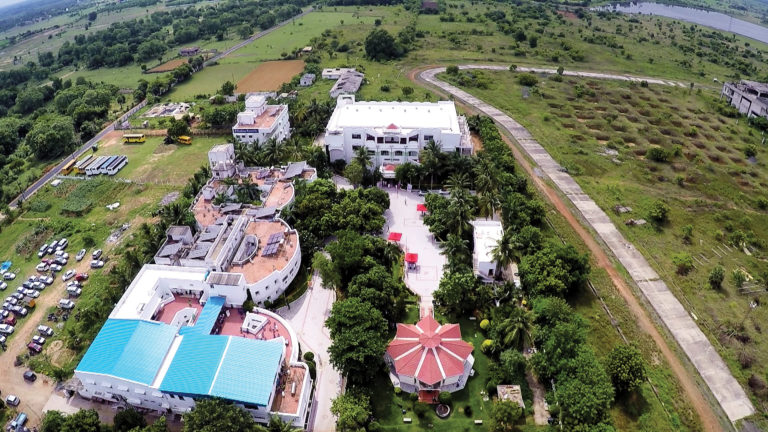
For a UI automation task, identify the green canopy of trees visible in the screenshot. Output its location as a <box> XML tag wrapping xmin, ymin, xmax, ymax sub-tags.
<box><xmin>606</xmin><ymin>344</ymin><xmax>647</xmax><ymax>394</ymax></box>
<box><xmin>519</xmin><ymin>243</ymin><xmax>590</xmax><ymax>298</ymax></box>
<box><xmin>331</xmin><ymin>391</ymin><xmax>372</xmax><ymax>432</ymax></box>
<box><xmin>26</xmin><ymin>114</ymin><xmax>75</xmax><ymax>159</ymax></box>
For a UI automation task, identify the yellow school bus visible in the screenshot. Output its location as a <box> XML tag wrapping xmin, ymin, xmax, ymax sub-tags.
<box><xmin>177</xmin><ymin>135</ymin><xmax>192</xmax><ymax>145</ymax></box>
<box><xmin>60</xmin><ymin>159</ymin><xmax>76</xmax><ymax>175</ymax></box>
<box><xmin>122</xmin><ymin>133</ymin><xmax>146</xmax><ymax>144</ymax></box>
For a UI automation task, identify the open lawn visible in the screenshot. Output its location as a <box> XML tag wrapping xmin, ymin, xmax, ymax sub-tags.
<box><xmin>58</xmin><ymin>63</ymin><xmax>147</xmax><ymax>90</ymax></box>
<box><xmin>167</xmin><ymin>62</ymin><xmax>256</xmax><ymax>101</ymax></box>
<box><xmin>447</xmin><ymin>69</ymin><xmax>768</xmax><ymax>424</ymax></box>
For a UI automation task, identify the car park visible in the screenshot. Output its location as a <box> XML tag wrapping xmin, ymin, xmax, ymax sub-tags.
<box><xmin>57</xmin><ymin>238</ymin><xmax>68</xmax><ymax>250</ymax></box>
<box><xmin>11</xmin><ymin>292</ymin><xmax>23</xmax><ymax>301</ymax></box>
<box><xmin>23</xmin><ymin>370</ymin><xmax>36</xmax><ymax>381</ymax></box>
<box><xmin>5</xmin><ymin>297</ymin><xmax>17</xmax><ymax>306</ymax></box>
<box><xmin>38</xmin><ymin>326</ymin><xmax>53</xmax><ymax>337</ymax></box>
<box><xmin>41</xmin><ymin>276</ymin><xmax>54</xmax><ymax>285</ymax></box>
<box><xmin>46</xmin><ymin>245</ymin><xmax>56</xmax><ymax>255</ymax></box>
<box><xmin>5</xmin><ymin>395</ymin><xmax>19</xmax><ymax>406</ymax></box>
<box><xmin>3</xmin><ymin>273</ymin><xmax>15</xmax><ymax>281</ymax></box>
<box><xmin>54</xmin><ymin>250</ymin><xmax>69</xmax><ymax>259</ymax></box>
<box><xmin>62</xmin><ymin>270</ymin><xmax>76</xmax><ymax>281</ymax></box>
<box><xmin>67</xmin><ymin>281</ymin><xmax>82</xmax><ymax>289</ymax></box>
<box><xmin>27</xmin><ymin>275</ymin><xmax>38</xmax><ymax>283</ymax></box>
<box><xmin>67</xmin><ymin>286</ymin><xmax>81</xmax><ymax>297</ymax></box>
<box><xmin>92</xmin><ymin>249</ymin><xmax>103</xmax><ymax>259</ymax></box>
<box><xmin>90</xmin><ymin>260</ymin><xmax>105</xmax><ymax>269</ymax></box>
<box><xmin>21</xmin><ymin>281</ymin><xmax>33</xmax><ymax>290</ymax></box>
<box><xmin>38</xmin><ymin>244</ymin><xmax>49</xmax><ymax>258</ymax></box>
<box><xmin>31</xmin><ymin>335</ymin><xmax>45</xmax><ymax>345</ymax></box>
<box><xmin>32</xmin><ymin>282</ymin><xmax>45</xmax><ymax>291</ymax></box>
<box><xmin>1</xmin><ymin>302</ymin><xmax>9</xmax><ymax>310</ymax></box>
<box><xmin>41</xmin><ymin>258</ymin><xmax>53</xmax><ymax>265</ymax></box>
<box><xmin>11</xmin><ymin>306</ymin><xmax>28</xmax><ymax>317</ymax></box>
<box><xmin>0</xmin><ymin>310</ymin><xmax>8</xmax><ymax>319</ymax></box>
<box><xmin>58</xmin><ymin>299</ymin><xmax>75</xmax><ymax>309</ymax></box>
<box><xmin>0</xmin><ymin>324</ymin><xmax>14</xmax><ymax>334</ymax></box>
<box><xmin>75</xmin><ymin>273</ymin><xmax>89</xmax><ymax>282</ymax></box>
<box><xmin>24</xmin><ymin>290</ymin><xmax>39</xmax><ymax>299</ymax></box>
<box><xmin>50</xmin><ymin>264</ymin><xmax>63</xmax><ymax>272</ymax></box>
<box><xmin>27</xmin><ymin>342</ymin><xmax>42</xmax><ymax>354</ymax></box>
<box><xmin>54</xmin><ymin>257</ymin><xmax>68</xmax><ymax>266</ymax></box>
<box><xmin>76</xmin><ymin>249</ymin><xmax>87</xmax><ymax>262</ymax></box>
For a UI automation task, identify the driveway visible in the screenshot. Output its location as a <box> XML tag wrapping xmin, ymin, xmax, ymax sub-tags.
<box><xmin>277</xmin><ymin>271</ymin><xmax>339</xmax><ymax>432</ymax></box>
<box><xmin>383</xmin><ymin>187</ymin><xmax>445</xmax><ymax>313</ymax></box>
<box><xmin>417</xmin><ymin>66</ymin><xmax>753</xmax><ymax>427</ymax></box>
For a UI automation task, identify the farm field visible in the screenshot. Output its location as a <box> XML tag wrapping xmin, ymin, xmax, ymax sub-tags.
<box><xmin>57</xmin><ymin>63</ymin><xmax>147</xmax><ymax>90</ymax></box>
<box><xmin>445</xmin><ymin>69</ymin><xmax>768</xmax><ymax>421</ymax></box>
<box><xmin>167</xmin><ymin>62</ymin><xmax>256</xmax><ymax>101</ymax></box>
<box><xmin>236</xmin><ymin>60</ymin><xmax>305</xmax><ymax>92</ymax></box>
<box><xmin>147</xmin><ymin>58</ymin><xmax>190</xmax><ymax>74</ymax></box>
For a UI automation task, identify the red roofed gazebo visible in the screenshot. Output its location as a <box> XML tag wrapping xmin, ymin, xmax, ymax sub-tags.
<box><xmin>416</xmin><ymin>203</ymin><xmax>428</xmax><ymax>213</ymax></box>
<box><xmin>384</xmin><ymin>315</ymin><xmax>475</xmax><ymax>395</ymax></box>
<box><xmin>387</xmin><ymin>232</ymin><xmax>402</xmax><ymax>242</ymax></box>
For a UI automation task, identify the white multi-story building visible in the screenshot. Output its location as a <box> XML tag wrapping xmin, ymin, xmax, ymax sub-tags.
<box><xmin>323</xmin><ymin>95</ymin><xmax>472</xmax><ymax>168</ymax></box>
<box><xmin>232</xmin><ymin>95</ymin><xmax>290</xmax><ymax>146</ymax></box>
<box><xmin>721</xmin><ymin>80</ymin><xmax>768</xmax><ymax>119</ymax></box>
<box><xmin>471</xmin><ymin>220</ymin><xmax>504</xmax><ymax>280</ymax></box>
<box><xmin>74</xmin><ymin>265</ymin><xmax>311</xmax><ymax>428</ymax></box>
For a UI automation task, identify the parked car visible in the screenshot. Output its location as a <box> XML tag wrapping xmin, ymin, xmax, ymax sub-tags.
<box><xmin>11</xmin><ymin>293</ymin><xmax>23</xmax><ymax>301</ymax></box>
<box><xmin>56</xmin><ymin>238</ymin><xmax>68</xmax><ymax>250</ymax></box>
<box><xmin>50</xmin><ymin>264</ymin><xmax>62</xmax><ymax>272</ymax></box>
<box><xmin>27</xmin><ymin>275</ymin><xmax>38</xmax><ymax>283</ymax></box>
<box><xmin>5</xmin><ymin>395</ymin><xmax>19</xmax><ymax>406</ymax></box>
<box><xmin>0</xmin><ymin>310</ymin><xmax>8</xmax><ymax>319</ymax></box>
<box><xmin>23</xmin><ymin>370</ymin><xmax>36</xmax><ymax>382</ymax></box>
<box><xmin>67</xmin><ymin>281</ymin><xmax>82</xmax><ymax>289</ymax></box>
<box><xmin>31</xmin><ymin>335</ymin><xmax>45</xmax><ymax>345</ymax></box>
<box><xmin>31</xmin><ymin>282</ymin><xmax>45</xmax><ymax>291</ymax></box>
<box><xmin>76</xmin><ymin>249</ymin><xmax>87</xmax><ymax>262</ymax></box>
<box><xmin>46</xmin><ymin>245</ymin><xmax>56</xmax><ymax>255</ymax></box>
<box><xmin>90</xmin><ymin>260</ymin><xmax>105</xmax><ymax>269</ymax></box>
<box><xmin>0</xmin><ymin>334</ymin><xmax>6</xmax><ymax>344</ymax></box>
<box><xmin>37</xmin><ymin>325</ymin><xmax>53</xmax><ymax>337</ymax></box>
<box><xmin>0</xmin><ymin>324</ymin><xmax>14</xmax><ymax>334</ymax></box>
<box><xmin>41</xmin><ymin>276</ymin><xmax>54</xmax><ymax>285</ymax></box>
<box><xmin>3</xmin><ymin>273</ymin><xmax>15</xmax><ymax>281</ymax></box>
<box><xmin>21</xmin><ymin>281</ymin><xmax>33</xmax><ymax>290</ymax></box>
<box><xmin>58</xmin><ymin>299</ymin><xmax>75</xmax><ymax>309</ymax></box>
<box><xmin>75</xmin><ymin>273</ymin><xmax>89</xmax><ymax>282</ymax></box>
<box><xmin>38</xmin><ymin>244</ymin><xmax>49</xmax><ymax>258</ymax></box>
<box><xmin>3</xmin><ymin>316</ymin><xmax>15</xmax><ymax>325</ymax></box>
<box><xmin>66</xmin><ymin>286</ymin><xmax>81</xmax><ymax>297</ymax></box>
<box><xmin>24</xmin><ymin>290</ymin><xmax>39</xmax><ymax>299</ymax></box>
<box><xmin>0</xmin><ymin>282</ymin><xmax>7</xmax><ymax>291</ymax></box>
<box><xmin>62</xmin><ymin>270</ymin><xmax>76</xmax><ymax>281</ymax></box>
<box><xmin>1</xmin><ymin>302</ymin><xmax>9</xmax><ymax>311</ymax></box>
<box><xmin>27</xmin><ymin>342</ymin><xmax>41</xmax><ymax>354</ymax></box>
<box><xmin>41</xmin><ymin>258</ymin><xmax>53</xmax><ymax>265</ymax></box>
<box><xmin>4</xmin><ymin>297</ymin><xmax>17</xmax><ymax>306</ymax></box>
<box><xmin>54</xmin><ymin>257</ymin><xmax>68</xmax><ymax>266</ymax></box>
<box><xmin>54</xmin><ymin>251</ymin><xmax>69</xmax><ymax>259</ymax></box>
<box><xmin>11</xmin><ymin>306</ymin><xmax>28</xmax><ymax>317</ymax></box>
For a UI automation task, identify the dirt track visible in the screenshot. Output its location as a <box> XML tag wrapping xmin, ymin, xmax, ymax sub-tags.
<box><xmin>408</xmin><ymin>66</ymin><xmax>722</xmax><ymax>432</ymax></box>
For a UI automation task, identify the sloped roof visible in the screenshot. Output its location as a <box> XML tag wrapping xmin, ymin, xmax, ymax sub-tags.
<box><xmin>76</xmin><ymin>319</ymin><xmax>177</xmax><ymax>385</ymax></box>
<box><xmin>386</xmin><ymin>316</ymin><xmax>473</xmax><ymax>385</ymax></box>
<box><xmin>178</xmin><ymin>296</ymin><xmax>224</xmax><ymax>336</ymax></box>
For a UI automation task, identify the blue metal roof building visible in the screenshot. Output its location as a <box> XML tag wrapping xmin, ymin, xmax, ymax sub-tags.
<box><xmin>160</xmin><ymin>334</ymin><xmax>284</xmax><ymax>407</ymax></box>
<box><xmin>76</xmin><ymin>319</ymin><xmax>177</xmax><ymax>385</ymax></box>
<box><xmin>179</xmin><ymin>296</ymin><xmax>225</xmax><ymax>336</ymax></box>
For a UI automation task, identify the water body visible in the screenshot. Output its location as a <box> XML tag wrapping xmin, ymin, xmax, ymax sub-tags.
<box><xmin>596</xmin><ymin>2</ymin><xmax>768</xmax><ymax>44</ymax></box>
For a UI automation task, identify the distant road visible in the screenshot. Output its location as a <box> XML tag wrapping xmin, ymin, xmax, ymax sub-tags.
<box><xmin>10</xmin><ymin>8</ymin><xmax>315</xmax><ymax>209</ymax></box>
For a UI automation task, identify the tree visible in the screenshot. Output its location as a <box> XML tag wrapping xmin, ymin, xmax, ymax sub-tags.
<box><xmin>220</xmin><ymin>81</ymin><xmax>236</xmax><ymax>96</ymax></box>
<box><xmin>114</xmin><ymin>408</ymin><xmax>147</xmax><ymax>431</ymax></box>
<box><xmin>708</xmin><ymin>265</ymin><xmax>725</xmax><ymax>290</ymax></box>
<box><xmin>167</xmin><ymin>118</ymin><xmax>191</xmax><ymax>140</ymax></box>
<box><xmin>732</xmin><ymin>269</ymin><xmax>746</xmax><ymax>288</ymax></box>
<box><xmin>517</xmin><ymin>73</ymin><xmax>538</xmax><ymax>87</ymax></box>
<box><xmin>182</xmin><ymin>399</ymin><xmax>258</xmax><ymax>432</ymax></box>
<box><xmin>446</xmin><ymin>65</ymin><xmax>459</xmax><ymax>75</ymax></box>
<box><xmin>491</xmin><ymin>305</ymin><xmax>534</xmax><ymax>350</ymax></box>
<box><xmin>441</xmin><ymin>233</ymin><xmax>471</xmax><ymax>272</ymax></box>
<box><xmin>344</xmin><ymin>160</ymin><xmax>364</xmax><ymax>187</ymax></box>
<box><xmin>681</xmin><ymin>224</ymin><xmax>693</xmax><ymax>244</ymax></box>
<box><xmin>265</xmin><ymin>415</ymin><xmax>301</xmax><ymax>432</ymax></box>
<box><xmin>26</xmin><ymin>114</ymin><xmax>75</xmax><ymax>159</ymax></box>
<box><xmin>512</xmin><ymin>225</ymin><xmax>542</xmax><ymax>257</ymax></box>
<box><xmin>606</xmin><ymin>344</ymin><xmax>646</xmax><ymax>393</ymax></box>
<box><xmin>519</xmin><ymin>243</ymin><xmax>590</xmax><ymax>298</ymax></box>
<box><xmin>15</xmin><ymin>86</ymin><xmax>45</xmax><ymax>114</ymax></box>
<box><xmin>353</xmin><ymin>146</ymin><xmax>371</xmax><ymax>171</ymax></box>
<box><xmin>490</xmin><ymin>400</ymin><xmax>523</xmax><ymax>432</ymax></box>
<box><xmin>88</xmin><ymin>11</ymin><xmax>98</xmax><ymax>21</ymax></box>
<box><xmin>331</xmin><ymin>391</ymin><xmax>371</xmax><ymax>432</ymax></box>
<box><xmin>648</xmin><ymin>200</ymin><xmax>670</xmax><ymax>224</ymax></box>
<box><xmin>41</xmin><ymin>411</ymin><xmax>66</xmax><ymax>432</ymax></box>
<box><xmin>491</xmin><ymin>230</ymin><xmax>515</xmax><ymax>280</ymax></box>
<box><xmin>347</xmin><ymin>265</ymin><xmax>406</xmax><ymax>322</ymax></box>
<box><xmin>325</xmin><ymin>298</ymin><xmax>388</xmax><ymax>385</ymax></box>
<box><xmin>434</xmin><ymin>271</ymin><xmax>478</xmax><ymax>316</ymax></box>
<box><xmin>61</xmin><ymin>409</ymin><xmax>101</xmax><ymax>432</ymax></box>
<box><xmin>364</xmin><ymin>29</ymin><xmax>404</xmax><ymax>61</ymax></box>
<box><xmin>672</xmin><ymin>252</ymin><xmax>693</xmax><ymax>275</ymax></box>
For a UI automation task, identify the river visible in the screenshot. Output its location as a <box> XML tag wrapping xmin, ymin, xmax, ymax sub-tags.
<box><xmin>595</xmin><ymin>2</ymin><xmax>768</xmax><ymax>44</ymax></box>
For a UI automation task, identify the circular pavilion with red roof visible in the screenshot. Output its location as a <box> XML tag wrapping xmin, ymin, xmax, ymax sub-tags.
<box><xmin>384</xmin><ymin>315</ymin><xmax>474</xmax><ymax>395</ymax></box>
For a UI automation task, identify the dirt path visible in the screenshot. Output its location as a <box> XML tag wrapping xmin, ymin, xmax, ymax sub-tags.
<box><xmin>0</xmin><ymin>255</ymin><xmax>98</xmax><ymax>427</ymax></box>
<box><xmin>408</xmin><ymin>66</ymin><xmax>724</xmax><ymax>432</ymax></box>
<box><xmin>525</xmin><ymin>371</ymin><xmax>550</xmax><ymax>425</ymax></box>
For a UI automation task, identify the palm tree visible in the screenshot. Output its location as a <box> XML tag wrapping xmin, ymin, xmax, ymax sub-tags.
<box><xmin>445</xmin><ymin>172</ymin><xmax>470</xmax><ymax>196</ymax></box>
<box><xmin>265</xmin><ymin>415</ymin><xmax>302</xmax><ymax>432</ymax></box>
<box><xmin>419</xmin><ymin>140</ymin><xmax>442</xmax><ymax>188</ymax></box>
<box><xmin>354</xmin><ymin>146</ymin><xmax>371</xmax><ymax>171</ymax></box>
<box><xmin>441</xmin><ymin>233</ymin><xmax>471</xmax><ymax>271</ymax></box>
<box><xmin>490</xmin><ymin>229</ymin><xmax>515</xmax><ymax>280</ymax></box>
<box><xmin>477</xmin><ymin>189</ymin><xmax>500</xmax><ymax>220</ymax></box>
<box><xmin>495</xmin><ymin>306</ymin><xmax>534</xmax><ymax>350</ymax></box>
<box><xmin>283</xmin><ymin>136</ymin><xmax>306</xmax><ymax>162</ymax></box>
<box><xmin>261</xmin><ymin>138</ymin><xmax>285</xmax><ymax>166</ymax></box>
<box><xmin>447</xmin><ymin>188</ymin><xmax>473</xmax><ymax>237</ymax></box>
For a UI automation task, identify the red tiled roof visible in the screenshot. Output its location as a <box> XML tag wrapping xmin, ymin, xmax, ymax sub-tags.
<box><xmin>387</xmin><ymin>316</ymin><xmax>473</xmax><ymax>386</ymax></box>
<box><xmin>386</xmin><ymin>123</ymin><xmax>399</xmax><ymax>130</ymax></box>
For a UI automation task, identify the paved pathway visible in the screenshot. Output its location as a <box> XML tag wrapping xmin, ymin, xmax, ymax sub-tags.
<box><xmin>277</xmin><ymin>270</ymin><xmax>339</xmax><ymax>432</ymax></box>
<box><xmin>383</xmin><ymin>187</ymin><xmax>445</xmax><ymax>312</ymax></box>
<box><xmin>456</xmin><ymin>64</ymin><xmax>687</xmax><ymax>87</ymax></box>
<box><xmin>419</xmin><ymin>66</ymin><xmax>755</xmax><ymax>423</ymax></box>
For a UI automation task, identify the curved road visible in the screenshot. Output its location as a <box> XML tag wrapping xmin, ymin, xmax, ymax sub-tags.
<box><xmin>415</xmin><ymin>66</ymin><xmax>753</xmax><ymax>430</ymax></box>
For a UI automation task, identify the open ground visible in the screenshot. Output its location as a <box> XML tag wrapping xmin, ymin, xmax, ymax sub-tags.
<box><xmin>147</xmin><ymin>59</ymin><xmax>190</xmax><ymax>74</ymax></box>
<box><xmin>236</xmin><ymin>60</ymin><xmax>305</xmax><ymax>92</ymax></box>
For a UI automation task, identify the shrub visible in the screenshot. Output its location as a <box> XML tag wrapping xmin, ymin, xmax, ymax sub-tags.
<box><xmin>708</xmin><ymin>266</ymin><xmax>724</xmax><ymax>290</ymax></box>
<box><xmin>732</xmin><ymin>269</ymin><xmax>747</xmax><ymax>288</ymax></box>
<box><xmin>517</xmin><ymin>73</ymin><xmax>538</xmax><ymax>87</ymax></box>
<box><xmin>509</xmin><ymin>64</ymin><xmax>517</xmax><ymax>71</ymax></box>
<box><xmin>394</xmin><ymin>387</ymin><xmax>402</xmax><ymax>395</ymax></box>
<box><xmin>481</xmin><ymin>339</ymin><xmax>494</xmax><ymax>352</ymax></box>
<box><xmin>672</xmin><ymin>252</ymin><xmax>693</xmax><ymax>275</ymax></box>
<box><xmin>28</xmin><ymin>199</ymin><xmax>51</xmax><ymax>213</ymax></box>
<box><xmin>303</xmin><ymin>351</ymin><xmax>315</xmax><ymax>362</ymax></box>
<box><xmin>438</xmin><ymin>391</ymin><xmax>452</xmax><ymax>405</ymax></box>
<box><xmin>464</xmin><ymin>405</ymin><xmax>472</xmax><ymax>417</ymax></box>
<box><xmin>480</xmin><ymin>319</ymin><xmax>490</xmax><ymax>330</ymax></box>
<box><xmin>648</xmin><ymin>200</ymin><xmax>670</xmax><ymax>224</ymax></box>
<box><xmin>745</xmin><ymin>144</ymin><xmax>758</xmax><ymax>158</ymax></box>
<box><xmin>446</xmin><ymin>65</ymin><xmax>459</xmax><ymax>75</ymax></box>
<box><xmin>646</xmin><ymin>146</ymin><xmax>669</xmax><ymax>162</ymax></box>
<box><xmin>409</xmin><ymin>392</ymin><xmax>419</xmax><ymax>402</ymax></box>
<box><xmin>413</xmin><ymin>402</ymin><xmax>429</xmax><ymax>418</ymax></box>
<box><xmin>380</xmin><ymin>85</ymin><xmax>390</xmax><ymax>92</ymax></box>
<box><xmin>401</xmin><ymin>86</ymin><xmax>414</xmax><ymax>96</ymax></box>
<box><xmin>681</xmin><ymin>224</ymin><xmax>693</xmax><ymax>243</ymax></box>
<box><xmin>757</xmin><ymin>197</ymin><xmax>768</xmax><ymax>210</ymax></box>
<box><xmin>305</xmin><ymin>360</ymin><xmax>316</xmax><ymax>380</ymax></box>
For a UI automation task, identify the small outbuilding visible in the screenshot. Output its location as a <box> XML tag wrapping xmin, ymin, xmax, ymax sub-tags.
<box><xmin>300</xmin><ymin>73</ymin><xmax>316</xmax><ymax>87</ymax></box>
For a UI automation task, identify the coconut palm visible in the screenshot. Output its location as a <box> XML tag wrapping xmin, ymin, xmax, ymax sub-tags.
<box><xmin>420</xmin><ymin>140</ymin><xmax>442</xmax><ymax>187</ymax></box>
<box><xmin>263</xmin><ymin>415</ymin><xmax>302</xmax><ymax>432</ymax></box>
<box><xmin>445</xmin><ymin>172</ymin><xmax>470</xmax><ymax>196</ymax></box>
<box><xmin>261</xmin><ymin>138</ymin><xmax>285</xmax><ymax>166</ymax></box>
<box><xmin>494</xmin><ymin>306</ymin><xmax>534</xmax><ymax>350</ymax></box>
<box><xmin>354</xmin><ymin>146</ymin><xmax>372</xmax><ymax>171</ymax></box>
<box><xmin>477</xmin><ymin>189</ymin><xmax>500</xmax><ymax>220</ymax></box>
<box><xmin>490</xmin><ymin>229</ymin><xmax>515</xmax><ymax>280</ymax></box>
<box><xmin>441</xmin><ymin>233</ymin><xmax>471</xmax><ymax>270</ymax></box>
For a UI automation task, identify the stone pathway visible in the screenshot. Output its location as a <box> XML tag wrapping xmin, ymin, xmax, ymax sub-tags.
<box><xmin>419</xmin><ymin>66</ymin><xmax>755</xmax><ymax>423</ymax></box>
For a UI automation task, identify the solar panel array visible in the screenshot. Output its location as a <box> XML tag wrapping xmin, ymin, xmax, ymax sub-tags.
<box><xmin>266</xmin><ymin>232</ymin><xmax>284</xmax><ymax>245</ymax></box>
<box><xmin>256</xmin><ymin>169</ymin><xmax>270</xmax><ymax>179</ymax></box>
<box><xmin>261</xmin><ymin>243</ymin><xmax>279</xmax><ymax>257</ymax></box>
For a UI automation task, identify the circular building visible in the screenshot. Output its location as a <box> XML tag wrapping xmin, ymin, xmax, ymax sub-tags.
<box><xmin>384</xmin><ymin>315</ymin><xmax>474</xmax><ymax>398</ymax></box>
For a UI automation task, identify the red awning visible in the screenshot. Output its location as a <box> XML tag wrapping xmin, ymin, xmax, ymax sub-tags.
<box><xmin>416</xmin><ymin>204</ymin><xmax>428</xmax><ymax>212</ymax></box>
<box><xmin>387</xmin><ymin>232</ymin><xmax>402</xmax><ymax>241</ymax></box>
<box><xmin>405</xmin><ymin>253</ymin><xmax>418</xmax><ymax>263</ymax></box>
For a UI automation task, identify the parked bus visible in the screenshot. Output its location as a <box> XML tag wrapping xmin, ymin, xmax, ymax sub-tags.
<box><xmin>177</xmin><ymin>135</ymin><xmax>192</xmax><ymax>145</ymax></box>
<box><xmin>74</xmin><ymin>155</ymin><xmax>93</xmax><ymax>174</ymax></box>
<box><xmin>123</xmin><ymin>133</ymin><xmax>146</xmax><ymax>144</ymax></box>
<box><xmin>60</xmin><ymin>159</ymin><xmax>76</xmax><ymax>175</ymax></box>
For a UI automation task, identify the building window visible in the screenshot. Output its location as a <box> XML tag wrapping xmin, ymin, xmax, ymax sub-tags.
<box><xmin>376</xmin><ymin>137</ymin><xmax>384</xmax><ymax>144</ymax></box>
<box><xmin>380</xmin><ymin>150</ymin><xmax>390</xmax><ymax>156</ymax></box>
<box><xmin>400</xmin><ymin>138</ymin><xmax>407</xmax><ymax>144</ymax></box>
<box><xmin>394</xmin><ymin>150</ymin><xmax>404</xmax><ymax>156</ymax></box>
<box><xmin>352</xmin><ymin>145</ymin><xmax>360</xmax><ymax>151</ymax></box>
<box><xmin>408</xmin><ymin>151</ymin><xmax>418</xmax><ymax>157</ymax></box>
<box><xmin>409</xmin><ymin>135</ymin><xmax>418</xmax><ymax>142</ymax></box>
<box><xmin>367</xmin><ymin>150</ymin><xmax>375</xmax><ymax>156</ymax></box>
<box><xmin>366</xmin><ymin>134</ymin><xmax>375</xmax><ymax>141</ymax></box>
<box><xmin>351</xmin><ymin>133</ymin><xmax>362</xmax><ymax>139</ymax></box>
<box><xmin>424</xmin><ymin>135</ymin><xmax>433</xmax><ymax>142</ymax></box>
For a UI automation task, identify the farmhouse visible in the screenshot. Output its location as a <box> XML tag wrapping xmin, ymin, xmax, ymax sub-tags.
<box><xmin>299</xmin><ymin>73</ymin><xmax>316</xmax><ymax>87</ymax></box>
<box><xmin>232</xmin><ymin>95</ymin><xmax>290</xmax><ymax>145</ymax></box>
<box><xmin>329</xmin><ymin>70</ymin><xmax>364</xmax><ymax>98</ymax></box>
<box><xmin>179</xmin><ymin>46</ymin><xmax>200</xmax><ymax>56</ymax></box>
<box><xmin>471</xmin><ymin>220</ymin><xmax>504</xmax><ymax>280</ymax></box>
<box><xmin>385</xmin><ymin>315</ymin><xmax>474</xmax><ymax>396</ymax></box>
<box><xmin>721</xmin><ymin>80</ymin><xmax>768</xmax><ymax>119</ymax></box>
<box><xmin>324</xmin><ymin>95</ymin><xmax>472</xmax><ymax>167</ymax></box>
<box><xmin>322</xmin><ymin>67</ymin><xmax>356</xmax><ymax>80</ymax></box>
<box><xmin>74</xmin><ymin>265</ymin><xmax>311</xmax><ymax>427</ymax></box>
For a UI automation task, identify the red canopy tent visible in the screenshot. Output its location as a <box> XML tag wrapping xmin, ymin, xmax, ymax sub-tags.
<box><xmin>405</xmin><ymin>253</ymin><xmax>419</xmax><ymax>264</ymax></box>
<box><xmin>387</xmin><ymin>232</ymin><xmax>402</xmax><ymax>241</ymax></box>
<box><xmin>416</xmin><ymin>204</ymin><xmax>428</xmax><ymax>213</ymax></box>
